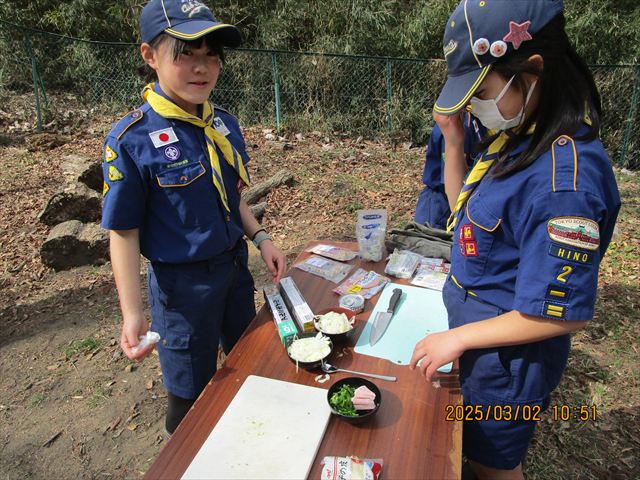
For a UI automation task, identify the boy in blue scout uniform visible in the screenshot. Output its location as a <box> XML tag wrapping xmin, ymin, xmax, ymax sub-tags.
<box><xmin>415</xmin><ymin>112</ymin><xmax>484</xmax><ymax>229</ymax></box>
<box><xmin>409</xmin><ymin>1</ymin><xmax>620</xmax><ymax>478</ymax></box>
<box><xmin>101</xmin><ymin>0</ymin><xmax>286</xmax><ymax>435</ymax></box>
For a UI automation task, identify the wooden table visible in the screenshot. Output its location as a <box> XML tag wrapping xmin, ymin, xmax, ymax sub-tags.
<box><xmin>145</xmin><ymin>241</ymin><xmax>462</xmax><ymax>479</ymax></box>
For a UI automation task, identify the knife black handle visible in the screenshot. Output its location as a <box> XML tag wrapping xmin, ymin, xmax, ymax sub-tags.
<box><xmin>387</xmin><ymin>288</ymin><xmax>402</xmax><ymax>314</ymax></box>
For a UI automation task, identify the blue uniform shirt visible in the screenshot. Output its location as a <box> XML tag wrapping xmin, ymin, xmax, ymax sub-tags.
<box><xmin>422</xmin><ymin>113</ymin><xmax>484</xmax><ymax>190</ymax></box>
<box><xmin>450</xmin><ymin>128</ymin><xmax>621</xmax><ymax>322</ymax></box>
<box><xmin>101</xmin><ymin>85</ymin><xmax>250</xmax><ymax>263</ymax></box>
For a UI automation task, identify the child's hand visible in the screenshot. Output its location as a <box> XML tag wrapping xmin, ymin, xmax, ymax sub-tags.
<box><xmin>409</xmin><ymin>330</ymin><xmax>465</xmax><ymax>382</ymax></box>
<box><xmin>121</xmin><ymin>316</ymin><xmax>154</xmax><ymax>361</ymax></box>
<box><xmin>259</xmin><ymin>240</ymin><xmax>286</xmax><ymax>283</ymax></box>
<box><xmin>433</xmin><ymin>111</ymin><xmax>466</xmax><ymax>148</ymax></box>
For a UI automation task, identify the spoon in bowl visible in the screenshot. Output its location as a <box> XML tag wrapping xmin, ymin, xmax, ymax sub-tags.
<box><xmin>321</xmin><ymin>362</ymin><xmax>397</xmax><ymax>382</ymax></box>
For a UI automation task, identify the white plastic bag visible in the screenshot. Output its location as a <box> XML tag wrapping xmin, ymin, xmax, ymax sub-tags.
<box><xmin>131</xmin><ymin>331</ymin><xmax>161</xmax><ymax>354</ymax></box>
<box><xmin>356</xmin><ymin>209</ymin><xmax>387</xmax><ymax>262</ymax></box>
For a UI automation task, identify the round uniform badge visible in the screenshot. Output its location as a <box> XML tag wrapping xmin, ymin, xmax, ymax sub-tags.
<box><xmin>164</xmin><ymin>145</ymin><xmax>181</xmax><ymax>161</ymax></box>
<box><xmin>473</xmin><ymin>38</ymin><xmax>490</xmax><ymax>55</ymax></box>
<box><xmin>490</xmin><ymin>40</ymin><xmax>508</xmax><ymax>58</ymax></box>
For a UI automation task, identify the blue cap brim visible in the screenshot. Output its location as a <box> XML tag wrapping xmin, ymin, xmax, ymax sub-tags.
<box><xmin>165</xmin><ymin>21</ymin><xmax>242</xmax><ymax>48</ymax></box>
<box><xmin>434</xmin><ymin>65</ymin><xmax>491</xmax><ymax>116</ymax></box>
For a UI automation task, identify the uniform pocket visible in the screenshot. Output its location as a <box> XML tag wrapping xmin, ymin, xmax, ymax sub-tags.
<box><xmin>154</xmin><ymin>161</ymin><xmax>216</xmax><ymax>226</ymax></box>
<box><xmin>156</xmin><ymin>161</ymin><xmax>206</xmax><ymax>187</ymax></box>
<box><xmin>460</xmin><ymin>348</ymin><xmax>512</xmax><ymax>400</ymax></box>
<box><xmin>161</xmin><ymin>331</ymin><xmax>191</xmax><ymax>350</ymax></box>
<box><xmin>461</xmin><ymin>194</ymin><xmax>502</xmax><ymax>278</ymax></box>
<box><xmin>157</xmin><ymin>330</ymin><xmax>195</xmax><ymax>398</ymax></box>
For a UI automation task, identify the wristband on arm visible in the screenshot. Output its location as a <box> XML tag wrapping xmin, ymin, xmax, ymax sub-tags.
<box><xmin>251</xmin><ymin>229</ymin><xmax>272</xmax><ymax>249</ymax></box>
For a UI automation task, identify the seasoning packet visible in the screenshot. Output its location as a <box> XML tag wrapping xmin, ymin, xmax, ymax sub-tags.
<box><xmin>384</xmin><ymin>249</ymin><xmax>422</xmax><ymax>279</ymax></box>
<box><xmin>333</xmin><ymin>268</ymin><xmax>390</xmax><ymax>299</ymax></box>
<box><xmin>306</xmin><ymin>244</ymin><xmax>359</xmax><ymax>262</ymax></box>
<box><xmin>294</xmin><ymin>255</ymin><xmax>354</xmax><ymax>284</ymax></box>
<box><xmin>320</xmin><ymin>456</ymin><xmax>383</xmax><ymax>480</ymax></box>
<box><xmin>410</xmin><ymin>261</ymin><xmax>451</xmax><ymax>291</ymax></box>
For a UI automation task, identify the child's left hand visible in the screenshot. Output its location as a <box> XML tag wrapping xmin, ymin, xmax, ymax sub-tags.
<box><xmin>409</xmin><ymin>330</ymin><xmax>465</xmax><ymax>382</ymax></box>
<box><xmin>259</xmin><ymin>240</ymin><xmax>286</xmax><ymax>283</ymax></box>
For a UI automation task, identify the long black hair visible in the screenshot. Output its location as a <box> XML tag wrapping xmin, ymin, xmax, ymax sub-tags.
<box><xmin>138</xmin><ymin>33</ymin><xmax>226</xmax><ymax>81</ymax></box>
<box><xmin>486</xmin><ymin>14</ymin><xmax>601</xmax><ymax>178</ymax></box>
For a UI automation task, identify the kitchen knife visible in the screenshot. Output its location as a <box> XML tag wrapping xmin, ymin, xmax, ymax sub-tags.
<box><xmin>369</xmin><ymin>288</ymin><xmax>402</xmax><ymax>346</ymax></box>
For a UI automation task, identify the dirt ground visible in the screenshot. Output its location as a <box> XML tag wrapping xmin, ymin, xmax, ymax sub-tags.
<box><xmin>0</xmin><ymin>93</ymin><xmax>638</xmax><ymax>479</ymax></box>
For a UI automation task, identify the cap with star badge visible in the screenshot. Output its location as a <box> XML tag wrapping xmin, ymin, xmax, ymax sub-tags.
<box><xmin>434</xmin><ymin>0</ymin><xmax>564</xmax><ymax>116</ymax></box>
<box><xmin>140</xmin><ymin>0</ymin><xmax>242</xmax><ymax>47</ymax></box>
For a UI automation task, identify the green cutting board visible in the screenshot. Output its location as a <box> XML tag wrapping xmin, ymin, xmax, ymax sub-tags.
<box><xmin>355</xmin><ymin>283</ymin><xmax>453</xmax><ymax>372</ymax></box>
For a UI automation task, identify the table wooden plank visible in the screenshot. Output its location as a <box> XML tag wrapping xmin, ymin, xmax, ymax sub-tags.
<box><xmin>144</xmin><ymin>241</ymin><xmax>462</xmax><ymax>480</ymax></box>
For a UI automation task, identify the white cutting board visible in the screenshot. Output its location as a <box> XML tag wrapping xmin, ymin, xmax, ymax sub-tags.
<box><xmin>181</xmin><ymin>375</ymin><xmax>331</xmax><ymax>480</ymax></box>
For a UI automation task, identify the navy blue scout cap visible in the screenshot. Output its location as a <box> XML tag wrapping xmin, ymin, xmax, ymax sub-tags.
<box><xmin>140</xmin><ymin>0</ymin><xmax>242</xmax><ymax>47</ymax></box>
<box><xmin>434</xmin><ymin>0</ymin><xmax>564</xmax><ymax>116</ymax></box>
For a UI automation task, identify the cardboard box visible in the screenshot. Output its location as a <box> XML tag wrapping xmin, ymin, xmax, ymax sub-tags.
<box><xmin>263</xmin><ymin>285</ymin><xmax>298</xmax><ymax>346</ymax></box>
<box><xmin>279</xmin><ymin>277</ymin><xmax>316</xmax><ymax>333</ymax></box>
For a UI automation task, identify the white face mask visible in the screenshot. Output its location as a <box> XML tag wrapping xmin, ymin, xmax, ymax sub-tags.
<box><xmin>470</xmin><ymin>76</ymin><xmax>537</xmax><ymax>131</ymax></box>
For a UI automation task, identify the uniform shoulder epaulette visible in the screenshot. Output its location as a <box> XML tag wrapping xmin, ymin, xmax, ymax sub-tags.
<box><xmin>213</xmin><ymin>103</ymin><xmax>231</xmax><ymax>115</ymax></box>
<box><xmin>551</xmin><ymin>134</ymin><xmax>578</xmax><ymax>193</ymax></box>
<box><xmin>109</xmin><ymin>108</ymin><xmax>145</xmax><ymax>141</ymax></box>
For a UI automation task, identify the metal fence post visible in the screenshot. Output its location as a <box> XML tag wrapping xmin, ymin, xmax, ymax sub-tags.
<box><xmin>271</xmin><ymin>52</ymin><xmax>282</xmax><ymax>131</ymax></box>
<box><xmin>386</xmin><ymin>59</ymin><xmax>393</xmax><ymax>132</ymax></box>
<box><xmin>24</xmin><ymin>35</ymin><xmax>43</xmax><ymax>132</ymax></box>
<box><xmin>619</xmin><ymin>65</ymin><xmax>640</xmax><ymax>169</ymax></box>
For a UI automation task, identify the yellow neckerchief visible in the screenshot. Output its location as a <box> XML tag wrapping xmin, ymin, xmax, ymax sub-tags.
<box><xmin>446</xmin><ymin>124</ymin><xmax>536</xmax><ymax>232</ymax></box>
<box><xmin>143</xmin><ymin>83</ymin><xmax>250</xmax><ymax>212</ymax></box>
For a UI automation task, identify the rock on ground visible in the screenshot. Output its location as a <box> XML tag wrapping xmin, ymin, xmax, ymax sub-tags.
<box><xmin>40</xmin><ymin>221</ymin><xmax>108</xmax><ymax>270</ymax></box>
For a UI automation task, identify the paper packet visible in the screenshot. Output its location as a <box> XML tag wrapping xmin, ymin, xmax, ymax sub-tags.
<box><xmin>320</xmin><ymin>456</ymin><xmax>383</xmax><ymax>480</ymax></box>
<box><xmin>306</xmin><ymin>244</ymin><xmax>359</xmax><ymax>262</ymax></box>
<box><xmin>294</xmin><ymin>255</ymin><xmax>354</xmax><ymax>284</ymax></box>
<box><xmin>333</xmin><ymin>268</ymin><xmax>390</xmax><ymax>299</ymax></box>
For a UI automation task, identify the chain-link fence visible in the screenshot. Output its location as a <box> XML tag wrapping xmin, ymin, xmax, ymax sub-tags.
<box><xmin>2</xmin><ymin>20</ymin><xmax>639</xmax><ymax>169</ymax></box>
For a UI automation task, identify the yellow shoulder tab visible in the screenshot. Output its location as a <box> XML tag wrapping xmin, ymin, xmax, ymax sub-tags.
<box><xmin>111</xmin><ymin>109</ymin><xmax>144</xmax><ymax>140</ymax></box>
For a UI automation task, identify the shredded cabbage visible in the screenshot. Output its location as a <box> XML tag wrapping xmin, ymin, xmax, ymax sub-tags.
<box><xmin>315</xmin><ymin>312</ymin><xmax>354</xmax><ymax>334</ymax></box>
<box><xmin>287</xmin><ymin>333</ymin><xmax>331</xmax><ymax>362</ymax></box>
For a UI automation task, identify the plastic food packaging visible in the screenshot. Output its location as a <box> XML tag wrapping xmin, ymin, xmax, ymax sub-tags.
<box><xmin>307</xmin><ymin>244</ymin><xmax>359</xmax><ymax>262</ymax></box>
<box><xmin>320</xmin><ymin>456</ymin><xmax>383</xmax><ymax>480</ymax></box>
<box><xmin>294</xmin><ymin>255</ymin><xmax>354</xmax><ymax>284</ymax></box>
<box><xmin>410</xmin><ymin>260</ymin><xmax>451</xmax><ymax>291</ymax></box>
<box><xmin>339</xmin><ymin>294</ymin><xmax>365</xmax><ymax>313</ymax></box>
<box><xmin>356</xmin><ymin>209</ymin><xmax>388</xmax><ymax>262</ymax></box>
<box><xmin>131</xmin><ymin>331</ymin><xmax>161</xmax><ymax>354</ymax></box>
<box><xmin>384</xmin><ymin>249</ymin><xmax>422</xmax><ymax>279</ymax></box>
<box><xmin>333</xmin><ymin>268</ymin><xmax>390</xmax><ymax>300</ymax></box>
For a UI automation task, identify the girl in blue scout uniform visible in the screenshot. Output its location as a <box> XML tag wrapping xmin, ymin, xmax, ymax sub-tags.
<box><xmin>101</xmin><ymin>0</ymin><xmax>286</xmax><ymax>435</ymax></box>
<box><xmin>415</xmin><ymin>112</ymin><xmax>484</xmax><ymax>229</ymax></box>
<box><xmin>409</xmin><ymin>1</ymin><xmax>620</xmax><ymax>478</ymax></box>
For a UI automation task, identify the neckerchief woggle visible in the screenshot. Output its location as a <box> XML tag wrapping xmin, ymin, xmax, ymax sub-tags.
<box><xmin>143</xmin><ymin>83</ymin><xmax>250</xmax><ymax>212</ymax></box>
<box><xmin>446</xmin><ymin>124</ymin><xmax>535</xmax><ymax>232</ymax></box>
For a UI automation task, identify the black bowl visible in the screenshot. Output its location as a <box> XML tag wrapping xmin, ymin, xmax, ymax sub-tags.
<box><xmin>313</xmin><ymin>307</ymin><xmax>357</xmax><ymax>344</ymax></box>
<box><xmin>327</xmin><ymin>377</ymin><xmax>381</xmax><ymax>424</ymax></box>
<box><xmin>285</xmin><ymin>332</ymin><xmax>333</xmax><ymax>370</ymax></box>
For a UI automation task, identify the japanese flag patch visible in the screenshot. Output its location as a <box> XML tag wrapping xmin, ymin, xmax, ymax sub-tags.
<box><xmin>104</xmin><ymin>145</ymin><xmax>117</xmax><ymax>162</ymax></box>
<box><xmin>149</xmin><ymin>127</ymin><xmax>179</xmax><ymax>148</ymax></box>
<box><xmin>547</xmin><ymin>217</ymin><xmax>600</xmax><ymax>251</ymax></box>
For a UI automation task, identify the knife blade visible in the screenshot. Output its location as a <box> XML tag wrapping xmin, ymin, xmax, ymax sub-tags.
<box><xmin>369</xmin><ymin>288</ymin><xmax>402</xmax><ymax>346</ymax></box>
